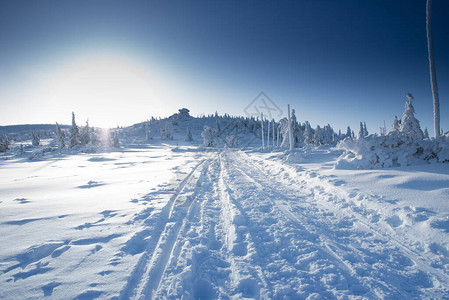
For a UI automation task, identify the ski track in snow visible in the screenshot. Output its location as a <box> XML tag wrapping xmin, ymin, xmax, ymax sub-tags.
<box><xmin>117</xmin><ymin>149</ymin><xmax>449</xmax><ymax>299</ymax></box>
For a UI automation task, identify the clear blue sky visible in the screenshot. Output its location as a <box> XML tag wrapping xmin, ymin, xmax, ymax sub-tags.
<box><xmin>0</xmin><ymin>0</ymin><xmax>448</xmax><ymax>134</ymax></box>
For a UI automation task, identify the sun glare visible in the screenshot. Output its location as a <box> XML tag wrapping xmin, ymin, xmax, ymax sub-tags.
<box><xmin>42</xmin><ymin>56</ymin><xmax>165</xmax><ymax>127</ymax></box>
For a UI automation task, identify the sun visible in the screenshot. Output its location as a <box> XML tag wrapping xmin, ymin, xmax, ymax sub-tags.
<box><xmin>43</xmin><ymin>55</ymin><xmax>165</xmax><ymax>127</ymax></box>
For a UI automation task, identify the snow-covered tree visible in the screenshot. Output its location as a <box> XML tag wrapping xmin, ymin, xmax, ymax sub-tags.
<box><xmin>291</xmin><ymin>109</ymin><xmax>302</xmax><ymax>147</ymax></box>
<box><xmin>160</xmin><ymin>122</ymin><xmax>173</xmax><ymax>140</ymax></box>
<box><xmin>424</xmin><ymin>127</ymin><xmax>430</xmax><ymax>139</ymax></box>
<box><xmin>400</xmin><ymin>93</ymin><xmax>424</xmax><ymax>140</ymax></box>
<box><xmin>314</xmin><ymin>125</ymin><xmax>324</xmax><ymax>145</ymax></box>
<box><xmin>70</xmin><ymin>112</ymin><xmax>81</xmax><ymax>148</ymax></box>
<box><xmin>226</xmin><ymin>134</ymin><xmax>238</xmax><ymax>148</ymax></box>
<box><xmin>186</xmin><ymin>127</ymin><xmax>193</xmax><ymax>141</ymax></box>
<box><xmin>113</xmin><ymin>131</ymin><xmax>120</xmax><ymax>148</ymax></box>
<box><xmin>55</xmin><ymin>122</ymin><xmax>66</xmax><ymax>148</ymax></box>
<box><xmin>363</xmin><ymin>122</ymin><xmax>368</xmax><ymax>136</ymax></box>
<box><xmin>304</xmin><ymin>121</ymin><xmax>314</xmax><ymax>144</ymax></box>
<box><xmin>0</xmin><ymin>135</ymin><xmax>10</xmax><ymax>152</ymax></box>
<box><xmin>346</xmin><ymin>126</ymin><xmax>352</xmax><ymax>139</ymax></box>
<box><xmin>80</xmin><ymin>120</ymin><xmax>91</xmax><ymax>146</ymax></box>
<box><xmin>201</xmin><ymin>126</ymin><xmax>216</xmax><ymax>147</ymax></box>
<box><xmin>144</xmin><ymin>123</ymin><xmax>152</xmax><ymax>141</ymax></box>
<box><xmin>216</xmin><ymin>119</ymin><xmax>221</xmax><ymax>135</ymax></box>
<box><xmin>32</xmin><ymin>131</ymin><xmax>40</xmax><ymax>146</ymax></box>
<box><xmin>392</xmin><ymin>116</ymin><xmax>400</xmax><ymax>132</ymax></box>
<box><xmin>358</xmin><ymin>122</ymin><xmax>364</xmax><ymax>139</ymax></box>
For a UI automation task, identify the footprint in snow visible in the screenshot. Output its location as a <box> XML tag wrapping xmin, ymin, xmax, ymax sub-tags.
<box><xmin>77</xmin><ymin>181</ymin><xmax>105</xmax><ymax>189</ymax></box>
<box><xmin>14</xmin><ymin>198</ymin><xmax>30</xmax><ymax>204</ymax></box>
<box><xmin>42</xmin><ymin>282</ymin><xmax>61</xmax><ymax>297</ymax></box>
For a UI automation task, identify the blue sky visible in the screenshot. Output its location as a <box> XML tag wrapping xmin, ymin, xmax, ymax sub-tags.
<box><xmin>0</xmin><ymin>0</ymin><xmax>448</xmax><ymax>134</ymax></box>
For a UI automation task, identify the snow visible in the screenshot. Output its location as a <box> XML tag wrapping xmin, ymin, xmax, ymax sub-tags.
<box><xmin>1</xmin><ymin>117</ymin><xmax>449</xmax><ymax>299</ymax></box>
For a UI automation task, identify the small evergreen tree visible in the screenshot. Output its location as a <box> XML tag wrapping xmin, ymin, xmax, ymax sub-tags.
<box><xmin>80</xmin><ymin>120</ymin><xmax>91</xmax><ymax>146</ymax></box>
<box><xmin>186</xmin><ymin>127</ymin><xmax>193</xmax><ymax>141</ymax></box>
<box><xmin>201</xmin><ymin>126</ymin><xmax>216</xmax><ymax>147</ymax></box>
<box><xmin>363</xmin><ymin>122</ymin><xmax>369</xmax><ymax>136</ymax></box>
<box><xmin>160</xmin><ymin>122</ymin><xmax>173</xmax><ymax>140</ymax></box>
<box><xmin>32</xmin><ymin>131</ymin><xmax>40</xmax><ymax>146</ymax></box>
<box><xmin>145</xmin><ymin>123</ymin><xmax>152</xmax><ymax>141</ymax></box>
<box><xmin>0</xmin><ymin>135</ymin><xmax>10</xmax><ymax>152</ymax></box>
<box><xmin>400</xmin><ymin>93</ymin><xmax>424</xmax><ymax>140</ymax></box>
<box><xmin>358</xmin><ymin>122</ymin><xmax>364</xmax><ymax>139</ymax></box>
<box><xmin>304</xmin><ymin>121</ymin><xmax>314</xmax><ymax>144</ymax></box>
<box><xmin>70</xmin><ymin>112</ymin><xmax>81</xmax><ymax>148</ymax></box>
<box><xmin>392</xmin><ymin>116</ymin><xmax>400</xmax><ymax>132</ymax></box>
<box><xmin>346</xmin><ymin>126</ymin><xmax>352</xmax><ymax>139</ymax></box>
<box><xmin>55</xmin><ymin>122</ymin><xmax>66</xmax><ymax>148</ymax></box>
<box><xmin>424</xmin><ymin>127</ymin><xmax>430</xmax><ymax>139</ymax></box>
<box><xmin>113</xmin><ymin>131</ymin><xmax>120</xmax><ymax>148</ymax></box>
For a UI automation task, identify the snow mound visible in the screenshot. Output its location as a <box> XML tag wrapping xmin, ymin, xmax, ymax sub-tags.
<box><xmin>336</xmin><ymin>133</ymin><xmax>449</xmax><ymax>169</ymax></box>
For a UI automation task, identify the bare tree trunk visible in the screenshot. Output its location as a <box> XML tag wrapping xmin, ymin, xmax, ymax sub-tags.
<box><xmin>427</xmin><ymin>0</ymin><xmax>440</xmax><ymax>138</ymax></box>
<box><xmin>288</xmin><ymin>104</ymin><xmax>293</xmax><ymax>151</ymax></box>
<box><xmin>261</xmin><ymin>113</ymin><xmax>264</xmax><ymax>149</ymax></box>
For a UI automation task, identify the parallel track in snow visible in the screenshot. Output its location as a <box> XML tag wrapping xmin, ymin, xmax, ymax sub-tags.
<box><xmin>226</xmin><ymin>150</ymin><xmax>449</xmax><ymax>298</ymax></box>
<box><xmin>119</xmin><ymin>150</ymin><xmax>449</xmax><ymax>299</ymax></box>
<box><xmin>119</xmin><ymin>157</ymin><xmax>210</xmax><ymax>299</ymax></box>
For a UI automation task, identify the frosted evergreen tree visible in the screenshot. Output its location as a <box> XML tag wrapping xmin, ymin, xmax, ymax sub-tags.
<box><xmin>216</xmin><ymin>119</ymin><xmax>221</xmax><ymax>135</ymax></box>
<box><xmin>226</xmin><ymin>134</ymin><xmax>238</xmax><ymax>148</ymax></box>
<box><xmin>424</xmin><ymin>127</ymin><xmax>430</xmax><ymax>139</ymax></box>
<box><xmin>392</xmin><ymin>116</ymin><xmax>400</xmax><ymax>132</ymax></box>
<box><xmin>32</xmin><ymin>131</ymin><xmax>40</xmax><ymax>146</ymax></box>
<box><xmin>70</xmin><ymin>112</ymin><xmax>81</xmax><ymax>148</ymax></box>
<box><xmin>313</xmin><ymin>125</ymin><xmax>324</xmax><ymax>145</ymax></box>
<box><xmin>304</xmin><ymin>121</ymin><xmax>314</xmax><ymax>144</ymax></box>
<box><xmin>322</xmin><ymin>124</ymin><xmax>334</xmax><ymax>145</ymax></box>
<box><xmin>0</xmin><ymin>135</ymin><xmax>10</xmax><ymax>152</ymax></box>
<box><xmin>201</xmin><ymin>126</ymin><xmax>216</xmax><ymax>147</ymax></box>
<box><xmin>346</xmin><ymin>126</ymin><xmax>352</xmax><ymax>139</ymax></box>
<box><xmin>145</xmin><ymin>123</ymin><xmax>152</xmax><ymax>141</ymax></box>
<box><xmin>55</xmin><ymin>122</ymin><xmax>66</xmax><ymax>148</ymax></box>
<box><xmin>80</xmin><ymin>120</ymin><xmax>91</xmax><ymax>146</ymax></box>
<box><xmin>363</xmin><ymin>122</ymin><xmax>368</xmax><ymax>136</ymax></box>
<box><xmin>186</xmin><ymin>127</ymin><xmax>193</xmax><ymax>141</ymax></box>
<box><xmin>113</xmin><ymin>131</ymin><xmax>120</xmax><ymax>148</ymax></box>
<box><xmin>160</xmin><ymin>122</ymin><xmax>173</xmax><ymax>140</ymax></box>
<box><xmin>358</xmin><ymin>122</ymin><xmax>364</xmax><ymax>139</ymax></box>
<box><xmin>400</xmin><ymin>93</ymin><xmax>424</xmax><ymax>140</ymax></box>
<box><xmin>291</xmin><ymin>109</ymin><xmax>302</xmax><ymax>147</ymax></box>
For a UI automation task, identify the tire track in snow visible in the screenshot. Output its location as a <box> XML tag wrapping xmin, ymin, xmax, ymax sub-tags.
<box><xmin>119</xmin><ymin>157</ymin><xmax>209</xmax><ymax>299</ymax></box>
<box><xmin>243</xmin><ymin>151</ymin><xmax>449</xmax><ymax>294</ymax></box>
<box><xmin>154</xmin><ymin>154</ymin><xmax>270</xmax><ymax>298</ymax></box>
<box><xmin>230</xmin><ymin>150</ymin><xmax>448</xmax><ymax>298</ymax></box>
<box><xmin>221</xmin><ymin>151</ymin><xmax>373</xmax><ymax>298</ymax></box>
<box><xmin>216</xmin><ymin>154</ymin><xmax>271</xmax><ymax>298</ymax></box>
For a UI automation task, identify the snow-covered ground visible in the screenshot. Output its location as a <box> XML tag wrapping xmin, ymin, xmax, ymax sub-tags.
<box><xmin>1</xmin><ymin>145</ymin><xmax>449</xmax><ymax>299</ymax></box>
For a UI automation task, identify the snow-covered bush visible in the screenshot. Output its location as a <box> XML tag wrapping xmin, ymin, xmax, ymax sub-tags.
<box><xmin>337</xmin><ymin>94</ymin><xmax>448</xmax><ymax>169</ymax></box>
<box><xmin>226</xmin><ymin>134</ymin><xmax>238</xmax><ymax>148</ymax></box>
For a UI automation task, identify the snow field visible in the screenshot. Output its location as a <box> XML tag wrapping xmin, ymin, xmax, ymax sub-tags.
<box><xmin>0</xmin><ymin>145</ymin><xmax>448</xmax><ymax>299</ymax></box>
